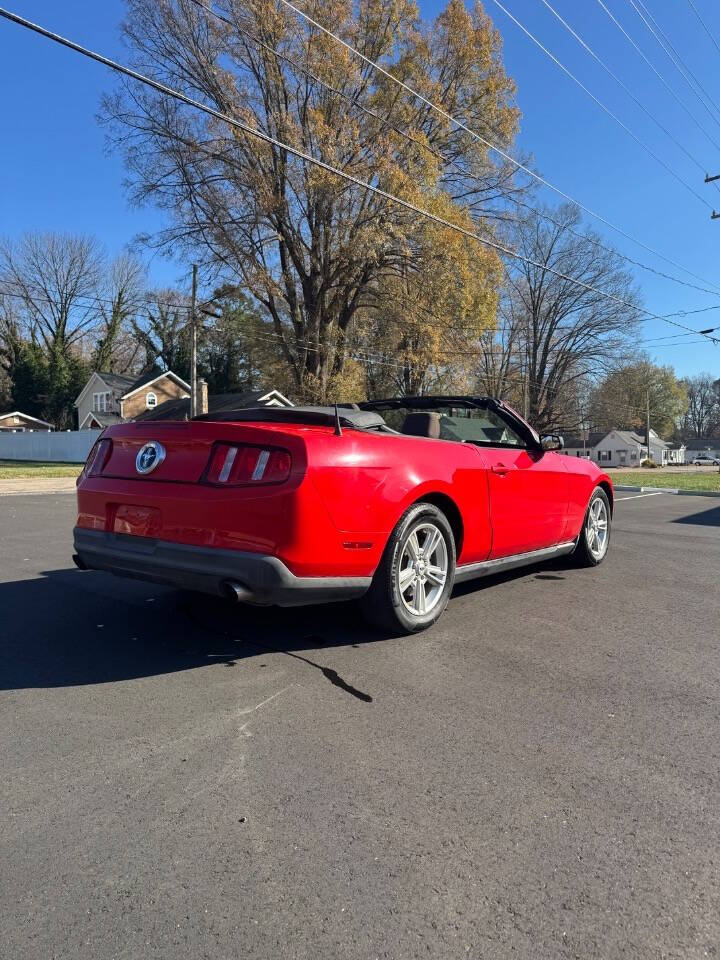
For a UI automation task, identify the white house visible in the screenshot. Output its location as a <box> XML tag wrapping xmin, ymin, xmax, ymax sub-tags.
<box><xmin>560</xmin><ymin>432</ymin><xmax>606</xmax><ymax>460</ymax></box>
<box><xmin>685</xmin><ymin>438</ymin><xmax>720</xmax><ymax>461</ymax></box>
<box><xmin>665</xmin><ymin>442</ymin><xmax>686</xmax><ymax>465</ymax></box>
<box><xmin>561</xmin><ymin>428</ymin><xmax>673</xmax><ymax>466</ymax></box>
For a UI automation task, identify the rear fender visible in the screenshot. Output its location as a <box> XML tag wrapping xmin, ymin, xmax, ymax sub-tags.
<box><xmin>372</xmin><ymin>473</ymin><xmax>491</xmax><ymax>568</ymax></box>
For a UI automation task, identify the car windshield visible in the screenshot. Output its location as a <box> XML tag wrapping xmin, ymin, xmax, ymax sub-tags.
<box><xmin>377</xmin><ymin>405</ymin><xmax>527</xmax><ymax>447</ymax></box>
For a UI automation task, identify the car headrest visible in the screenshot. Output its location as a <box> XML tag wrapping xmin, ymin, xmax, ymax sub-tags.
<box><xmin>401</xmin><ymin>412</ymin><xmax>441</xmax><ymax>439</ymax></box>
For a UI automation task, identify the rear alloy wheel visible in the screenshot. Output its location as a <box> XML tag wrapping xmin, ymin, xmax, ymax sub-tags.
<box><xmin>360</xmin><ymin>503</ymin><xmax>456</xmax><ymax>634</ymax></box>
<box><xmin>573</xmin><ymin>487</ymin><xmax>611</xmax><ymax>566</ymax></box>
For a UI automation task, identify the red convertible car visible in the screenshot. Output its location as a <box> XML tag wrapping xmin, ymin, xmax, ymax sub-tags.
<box><xmin>73</xmin><ymin>396</ymin><xmax>612</xmax><ymax>633</ymax></box>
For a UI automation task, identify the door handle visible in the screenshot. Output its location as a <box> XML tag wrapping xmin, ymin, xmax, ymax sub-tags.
<box><xmin>491</xmin><ymin>464</ymin><xmax>515</xmax><ymax>475</ymax></box>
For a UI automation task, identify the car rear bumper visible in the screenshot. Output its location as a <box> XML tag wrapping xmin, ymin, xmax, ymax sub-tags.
<box><xmin>73</xmin><ymin>527</ymin><xmax>372</xmax><ymax>607</ymax></box>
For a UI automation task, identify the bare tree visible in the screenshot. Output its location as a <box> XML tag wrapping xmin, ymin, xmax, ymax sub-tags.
<box><xmin>681</xmin><ymin>373</ymin><xmax>720</xmax><ymax>438</ymax></box>
<box><xmin>93</xmin><ymin>255</ymin><xmax>147</xmax><ymax>372</ymax></box>
<box><xmin>101</xmin><ymin>0</ymin><xmax>523</xmax><ymax>401</ymax></box>
<box><xmin>0</xmin><ymin>232</ymin><xmax>105</xmax><ymax>359</ymax></box>
<box><xmin>480</xmin><ymin>204</ymin><xmax>641</xmax><ymax>432</ymax></box>
<box><xmin>471</xmin><ymin>311</ymin><xmax>522</xmax><ymax>407</ymax></box>
<box><xmin>131</xmin><ymin>292</ymin><xmax>191</xmax><ymax>378</ymax></box>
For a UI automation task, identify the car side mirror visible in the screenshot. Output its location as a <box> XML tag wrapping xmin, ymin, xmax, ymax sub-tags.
<box><xmin>540</xmin><ymin>434</ymin><xmax>564</xmax><ymax>451</ymax></box>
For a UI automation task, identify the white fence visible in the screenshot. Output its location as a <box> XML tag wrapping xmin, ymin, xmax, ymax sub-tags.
<box><xmin>0</xmin><ymin>430</ymin><xmax>101</xmax><ymax>462</ymax></box>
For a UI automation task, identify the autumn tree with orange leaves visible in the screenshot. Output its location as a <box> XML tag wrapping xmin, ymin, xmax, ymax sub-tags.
<box><xmin>102</xmin><ymin>0</ymin><xmax>522</xmax><ymax>401</ymax></box>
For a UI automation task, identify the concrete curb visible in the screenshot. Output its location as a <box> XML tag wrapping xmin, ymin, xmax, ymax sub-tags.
<box><xmin>614</xmin><ymin>484</ymin><xmax>720</xmax><ymax>498</ymax></box>
<box><xmin>0</xmin><ymin>477</ymin><xmax>78</xmax><ymax>497</ymax></box>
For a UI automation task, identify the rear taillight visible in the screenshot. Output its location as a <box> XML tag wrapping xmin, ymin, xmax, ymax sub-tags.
<box><xmin>203</xmin><ymin>443</ymin><xmax>291</xmax><ymax>486</ymax></box>
<box><xmin>79</xmin><ymin>438</ymin><xmax>113</xmax><ymax>483</ymax></box>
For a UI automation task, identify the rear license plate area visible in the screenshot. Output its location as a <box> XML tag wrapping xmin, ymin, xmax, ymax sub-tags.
<box><xmin>111</xmin><ymin>504</ymin><xmax>162</xmax><ymax>538</ymax></box>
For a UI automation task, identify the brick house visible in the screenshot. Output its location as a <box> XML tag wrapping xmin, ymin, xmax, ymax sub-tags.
<box><xmin>75</xmin><ymin>370</ymin><xmax>191</xmax><ymax>429</ymax></box>
<box><xmin>0</xmin><ymin>411</ymin><xmax>54</xmax><ymax>432</ymax></box>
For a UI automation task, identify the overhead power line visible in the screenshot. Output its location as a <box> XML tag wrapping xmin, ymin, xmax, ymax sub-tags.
<box><xmin>492</xmin><ymin>0</ymin><xmax>714</xmax><ymax>210</ymax></box>
<box><xmin>273</xmin><ymin>0</ymin><xmax>720</xmax><ymax>294</ymax></box>
<box><xmin>0</xmin><ymin>279</ymin><xmax>192</xmax><ymax>314</ymax></box>
<box><xmin>538</xmin><ymin>0</ymin><xmax>720</xmax><ymax>186</ymax></box>
<box><xmin>190</xmin><ymin>0</ymin><xmax>720</xmax><ymax>301</ymax></box>
<box><xmin>1</xmin><ymin>6</ymin><xmax>718</xmax><ymax>347</ymax></box>
<box><xmin>686</xmin><ymin>0</ymin><xmax>720</xmax><ymax>59</ymax></box>
<box><xmin>627</xmin><ymin>0</ymin><xmax>720</xmax><ymax>131</ymax></box>
<box><xmin>596</xmin><ymin>0</ymin><xmax>720</xmax><ymax>156</ymax></box>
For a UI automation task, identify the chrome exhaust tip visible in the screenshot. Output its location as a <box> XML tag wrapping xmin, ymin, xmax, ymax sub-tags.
<box><xmin>221</xmin><ymin>580</ymin><xmax>254</xmax><ymax>603</ymax></box>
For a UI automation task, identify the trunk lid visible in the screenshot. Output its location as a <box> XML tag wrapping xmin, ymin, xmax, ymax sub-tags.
<box><xmin>101</xmin><ymin>422</ymin><xmax>215</xmax><ymax>483</ymax></box>
<box><xmin>94</xmin><ymin>420</ymin><xmax>307</xmax><ymax>484</ymax></box>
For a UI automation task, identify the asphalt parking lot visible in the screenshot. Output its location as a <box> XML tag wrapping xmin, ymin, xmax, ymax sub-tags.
<box><xmin>1</xmin><ymin>491</ymin><xmax>719</xmax><ymax>959</ymax></box>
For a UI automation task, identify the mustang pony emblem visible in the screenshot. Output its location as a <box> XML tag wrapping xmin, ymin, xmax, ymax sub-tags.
<box><xmin>135</xmin><ymin>441</ymin><xmax>166</xmax><ymax>475</ymax></box>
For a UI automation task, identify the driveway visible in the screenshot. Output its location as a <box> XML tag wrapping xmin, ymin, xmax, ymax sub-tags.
<box><xmin>1</xmin><ymin>492</ymin><xmax>719</xmax><ymax>959</ymax></box>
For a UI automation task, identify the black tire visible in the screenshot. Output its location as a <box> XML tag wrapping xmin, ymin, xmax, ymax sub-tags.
<box><xmin>573</xmin><ymin>486</ymin><xmax>612</xmax><ymax>567</ymax></box>
<box><xmin>360</xmin><ymin>502</ymin><xmax>456</xmax><ymax>634</ymax></box>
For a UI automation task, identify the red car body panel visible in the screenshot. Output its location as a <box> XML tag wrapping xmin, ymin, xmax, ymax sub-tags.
<box><xmin>74</xmin><ymin>414</ymin><xmax>611</xmax><ymax>599</ymax></box>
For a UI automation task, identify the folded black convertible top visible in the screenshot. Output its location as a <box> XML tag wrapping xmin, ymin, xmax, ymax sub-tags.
<box><xmin>358</xmin><ymin>395</ymin><xmax>496</xmax><ymax>411</ymax></box>
<box><xmin>193</xmin><ymin>405</ymin><xmax>387</xmax><ymax>430</ymax></box>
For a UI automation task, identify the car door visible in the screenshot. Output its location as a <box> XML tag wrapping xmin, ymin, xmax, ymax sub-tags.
<box><xmin>481</xmin><ymin>445</ymin><xmax>570</xmax><ymax>556</ymax></box>
<box><xmin>456</xmin><ymin>406</ymin><xmax>570</xmax><ymax>558</ymax></box>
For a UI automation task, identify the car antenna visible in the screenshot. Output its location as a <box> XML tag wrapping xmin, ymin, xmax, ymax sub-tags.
<box><xmin>333</xmin><ymin>403</ymin><xmax>343</xmax><ymax>437</ymax></box>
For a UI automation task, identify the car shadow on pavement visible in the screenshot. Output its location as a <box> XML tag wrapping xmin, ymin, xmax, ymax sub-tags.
<box><xmin>1</xmin><ymin>556</ymin><xmax>577</xmax><ymax>693</ymax></box>
<box><xmin>0</xmin><ymin>566</ymin><xmax>382</xmax><ymax>694</ymax></box>
<box><xmin>672</xmin><ymin>505</ymin><xmax>720</xmax><ymax>527</ymax></box>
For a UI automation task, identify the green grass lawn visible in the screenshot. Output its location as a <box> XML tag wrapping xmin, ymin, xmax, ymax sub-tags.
<box><xmin>0</xmin><ymin>460</ymin><xmax>83</xmax><ymax>479</ymax></box>
<box><xmin>608</xmin><ymin>470</ymin><xmax>720</xmax><ymax>492</ymax></box>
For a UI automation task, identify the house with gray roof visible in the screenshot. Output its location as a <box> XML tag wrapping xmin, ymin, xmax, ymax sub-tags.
<box><xmin>74</xmin><ymin>370</ymin><xmax>190</xmax><ymax>429</ymax></box>
<box><xmin>134</xmin><ymin>388</ymin><xmax>293</xmax><ymax>422</ymax></box>
<box><xmin>684</xmin><ymin>437</ymin><xmax>720</xmax><ymax>461</ymax></box>
<box><xmin>561</xmin><ymin>428</ymin><xmax>680</xmax><ymax>466</ymax></box>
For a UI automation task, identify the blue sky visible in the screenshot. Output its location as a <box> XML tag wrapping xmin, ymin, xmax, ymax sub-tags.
<box><xmin>1</xmin><ymin>0</ymin><xmax>720</xmax><ymax>376</ymax></box>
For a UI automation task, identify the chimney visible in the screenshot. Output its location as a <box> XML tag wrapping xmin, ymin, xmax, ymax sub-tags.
<box><xmin>198</xmin><ymin>378</ymin><xmax>209</xmax><ymax>416</ymax></box>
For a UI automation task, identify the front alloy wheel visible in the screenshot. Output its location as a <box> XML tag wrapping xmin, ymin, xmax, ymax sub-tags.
<box><xmin>574</xmin><ymin>486</ymin><xmax>611</xmax><ymax>566</ymax></box>
<box><xmin>586</xmin><ymin>495</ymin><xmax>609</xmax><ymax>561</ymax></box>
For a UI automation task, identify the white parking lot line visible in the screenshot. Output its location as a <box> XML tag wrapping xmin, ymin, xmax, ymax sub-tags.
<box><xmin>615</xmin><ymin>491</ymin><xmax>668</xmax><ymax>501</ymax></box>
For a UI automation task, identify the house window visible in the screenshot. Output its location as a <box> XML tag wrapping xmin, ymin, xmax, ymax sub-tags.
<box><xmin>597</xmin><ymin>450</ymin><xmax>610</xmax><ymax>462</ymax></box>
<box><xmin>92</xmin><ymin>392</ymin><xmax>110</xmax><ymax>413</ymax></box>
<box><xmin>146</xmin><ymin>392</ymin><xmax>158</xmax><ymax>409</ymax></box>
<box><xmin>630</xmin><ymin>451</ymin><xmax>637</xmax><ymax>460</ymax></box>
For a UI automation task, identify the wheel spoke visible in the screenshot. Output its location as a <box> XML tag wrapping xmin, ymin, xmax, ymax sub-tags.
<box><xmin>423</xmin><ymin>528</ymin><xmax>441</xmax><ymax>559</ymax></box>
<box><xmin>398</xmin><ymin>566</ymin><xmax>415</xmax><ymax>592</ymax></box>
<box><xmin>426</xmin><ymin>565</ymin><xmax>446</xmax><ymax>586</ymax></box>
<box><xmin>413</xmin><ymin>580</ymin><xmax>426</xmax><ymax>614</ymax></box>
<box><xmin>406</xmin><ymin>532</ymin><xmax>420</xmax><ymax>562</ymax></box>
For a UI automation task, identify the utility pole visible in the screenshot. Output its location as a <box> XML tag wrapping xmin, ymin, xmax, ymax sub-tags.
<box><xmin>646</xmin><ymin>388</ymin><xmax>651</xmax><ymax>465</ymax></box>
<box><xmin>190</xmin><ymin>263</ymin><xmax>198</xmax><ymax>418</ymax></box>
<box><xmin>705</xmin><ymin>174</ymin><xmax>720</xmax><ymax>219</ymax></box>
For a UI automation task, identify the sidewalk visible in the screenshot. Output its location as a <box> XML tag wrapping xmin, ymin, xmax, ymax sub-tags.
<box><xmin>0</xmin><ymin>477</ymin><xmax>77</xmax><ymax>496</ymax></box>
